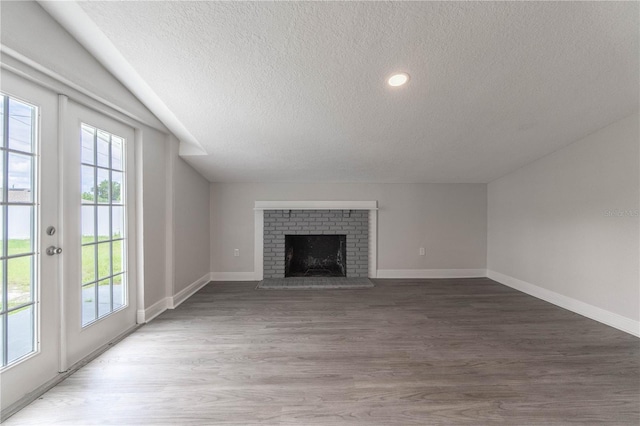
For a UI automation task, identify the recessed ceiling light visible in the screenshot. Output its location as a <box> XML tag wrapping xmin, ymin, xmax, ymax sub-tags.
<box><xmin>388</xmin><ymin>72</ymin><xmax>410</xmax><ymax>87</ymax></box>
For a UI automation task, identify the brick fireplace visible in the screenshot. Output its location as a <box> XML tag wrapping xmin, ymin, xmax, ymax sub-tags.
<box><xmin>254</xmin><ymin>201</ymin><xmax>378</xmax><ymax>280</ymax></box>
<box><xmin>263</xmin><ymin>210</ymin><xmax>368</xmax><ymax>278</ymax></box>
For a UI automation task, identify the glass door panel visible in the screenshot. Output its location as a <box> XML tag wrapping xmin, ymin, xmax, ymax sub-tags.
<box><xmin>0</xmin><ymin>94</ymin><xmax>37</xmax><ymax>368</ymax></box>
<box><xmin>79</xmin><ymin>124</ymin><xmax>127</xmax><ymax>327</ymax></box>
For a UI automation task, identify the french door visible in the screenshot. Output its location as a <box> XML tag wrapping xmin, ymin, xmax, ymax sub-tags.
<box><xmin>62</xmin><ymin>100</ymin><xmax>137</xmax><ymax>369</ymax></box>
<box><xmin>0</xmin><ymin>72</ymin><xmax>137</xmax><ymax>411</ymax></box>
<box><xmin>0</xmin><ymin>72</ymin><xmax>60</xmax><ymax>412</ymax></box>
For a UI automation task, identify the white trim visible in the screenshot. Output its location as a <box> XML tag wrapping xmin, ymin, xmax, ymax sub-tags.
<box><xmin>165</xmin><ymin>136</ymin><xmax>177</xmax><ymax>304</ymax></box>
<box><xmin>0</xmin><ymin>46</ymin><xmax>167</xmax><ymax>133</ymax></box>
<box><xmin>368</xmin><ymin>210</ymin><xmax>378</xmax><ymax>278</ymax></box>
<box><xmin>136</xmin><ymin>298</ymin><xmax>170</xmax><ymax>324</ymax></box>
<box><xmin>168</xmin><ymin>273</ymin><xmax>211</xmax><ymax>309</ymax></box>
<box><xmin>253</xmin><ymin>201</ymin><xmax>378</xmax><ymax>280</ymax></box>
<box><xmin>377</xmin><ymin>269</ymin><xmax>487</xmax><ymax>279</ymax></box>
<box><xmin>210</xmin><ymin>272</ymin><xmax>258</xmax><ymax>281</ymax></box>
<box><xmin>488</xmin><ymin>270</ymin><xmax>640</xmax><ymax>338</ymax></box>
<box><xmin>254</xmin><ymin>209</ymin><xmax>264</xmax><ymax>281</ymax></box>
<box><xmin>254</xmin><ymin>200</ymin><xmax>378</xmax><ymax>210</ymax></box>
<box><xmin>57</xmin><ymin>94</ymin><xmax>68</xmax><ymax>373</ymax></box>
<box><xmin>135</xmin><ymin>128</ymin><xmax>145</xmax><ymax>324</ymax></box>
<box><xmin>137</xmin><ymin>272</ymin><xmax>215</xmax><ymax>323</ymax></box>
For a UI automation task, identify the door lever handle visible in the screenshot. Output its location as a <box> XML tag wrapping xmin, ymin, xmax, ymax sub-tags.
<box><xmin>46</xmin><ymin>246</ymin><xmax>63</xmax><ymax>256</ymax></box>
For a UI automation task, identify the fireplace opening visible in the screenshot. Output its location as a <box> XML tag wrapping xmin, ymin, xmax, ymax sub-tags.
<box><xmin>285</xmin><ymin>235</ymin><xmax>347</xmax><ymax>277</ymax></box>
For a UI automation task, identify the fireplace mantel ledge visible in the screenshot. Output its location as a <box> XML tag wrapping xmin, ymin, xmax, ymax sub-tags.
<box><xmin>254</xmin><ymin>201</ymin><xmax>378</xmax><ymax>210</ymax></box>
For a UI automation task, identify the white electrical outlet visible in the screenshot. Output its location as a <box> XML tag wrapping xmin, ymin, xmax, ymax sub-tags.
<box><xmin>234</xmin><ymin>249</ymin><xmax>240</xmax><ymax>257</ymax></box>
<box><xmin>419</xmin><ymin>247</ymin><xmax>425</xmax><ymax>256</ymax></box>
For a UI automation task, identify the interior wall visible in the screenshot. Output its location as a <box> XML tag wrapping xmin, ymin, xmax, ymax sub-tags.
<box><xmin>174</xmin><ymin>157</ymin><xmax>211</xmax><ymax>292</ymax></box>
<box><xmin>210</xmin><ymin>183</ymin><xmax>487</xmax><ymax>275</ymax></box>
<box><xmin>1</xmin><ymin>0</ymin><xmax>212</xmax><ymax>309</ymax></box>
<box><xmin>488</xmin><ymin>113</ymin><xmax>640</xmax><ymax>324</ymax></box>
<box><xmin>141</xmin><ymin>128</ymin><xmax>168</xmax><ymax>307</ymax></box>
<box><xmin>0</xmin><ymin>0</ymin><xmax>162</xmax><ymax>128</ymax></box>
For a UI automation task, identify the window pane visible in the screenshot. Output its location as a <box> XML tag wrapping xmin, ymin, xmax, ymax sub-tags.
<box><xmin>7</xmin><ymin>256</ymin><xmax>33</xmax><ymax>308</ymax></box>
<box><xmin>0</xmin><ymin>265</ymin><xmax>4</xmax><ymax>311</ymax></box>
<box><xmin>82</xmin><ymin>284</ymin><xmax>97</xmax><ymax>326</ymax></box>
<box><xmin>0</xmin><ymin>209</ymin><xmax>3</xmax><ymax>258</ymax></box>
<box><xmin>97</xmin><ymin>206</ymin><xmax>110</xmax><ymax>241</ymax></box>
<box><xmin>97</xmin><ymin>130</ymin><xmax>110</xmax><ymax>168</ymax></box>
<box><xmin>8</xmin><ymin>152</ymin><xmax>33</xmax><ymax>202</ymax></box>
<box><xmin>8</xmin><ymin>305</ymin><xmax>33</xmax><ymax>363</ymax></box>
<box><xmin>8</xmin><ymin>98</ymin><xmax>34</xmax><ymax>153</ymax></box>
<box><xmin>112</xmin><ymin>239</ymin><xmax>123</xmax><ymax>275</ymax></box>
<box><xmin>97</xmin><ymin>168</ymin><xmax>109</xmax><ymax>203</ymax></box>
<box><xmin>111</xmin><ymin>137</ymin><xmax>123</xmax><ymax>171</ymax></box>
<box><xmin>0</xmin><ymin>314</ymin><xmax>4</xmax><ymax>363</ymax></box>
<box><xmin>80</xmin><ymin>126</ymin><xmax>126</xmax><ymax>326</ymax></box>
<box><xmin>82</xmin><ymin>205</ymin><xmax>95</xmax><ymax>243</ymax></box>
<box><xmin>111</xmin><ymin>171</ymin><xmax>122</xmax><ymax>204</ymax></box>
<box><xmin>112</xmin><ymin>206</ymin><xmax>124</xmax><ymax>239</ymax></box>
<box><xmin>0</xmin><ymin>95</ymin><xmax>4</xmax><ymax>148</ymax></box>
<box><xmin>82</xmin><ymin>245</ymin><xmax>96</xmax><ymax>285</ymax></box>
<box><xmin>97</xmin><ymin>242</ymin><xmax>111</xmax><ymax>280</ymax></box>
<box><xmin>81</xmin><ymin>124</ymin><xmax>95</xmax><ymax>165</ymax></box>
<box><xmin>113</xmin><ymin>274</ymin><xmax>124</xmax><ymax>309</ymax></box>
<box><xmin>81</xmin><ymin>165</ymin><xmax>95</xmax><ymax>203</ymax></box>
<box><xmin>7</xmin><ymin>206</ymin><xmax>33</xmax><ymax>256</ymax></box>
<box><xmin>0</xmin><ymin>154</ymin><xmax>4</xmax><ymax>203</ymax></box>
<box><xmin>98</xmin><ymin>279</ymin><xmax>111</xmax><ymax>318</ymax></box>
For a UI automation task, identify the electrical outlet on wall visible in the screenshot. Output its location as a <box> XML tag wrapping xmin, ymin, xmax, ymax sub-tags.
<box><xmin>234</xmin><ymin>249</ymin><xmax>240</xmax><ymax>257</ymax></box>
<box><xmin>419</xmin><ymin>247</ymin><xmax>426</xmax><ymax>256</ymax></box>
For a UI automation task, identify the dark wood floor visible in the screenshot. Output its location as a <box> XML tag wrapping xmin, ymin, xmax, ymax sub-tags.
<box><xmin>7</xmin><ymin>278</ymin><xmax>640</xmax><ymax>425</ymax></box>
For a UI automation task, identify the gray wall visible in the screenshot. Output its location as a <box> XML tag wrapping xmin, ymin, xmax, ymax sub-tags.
<box><xmin>0</xmin><ymin>1</ymin><xmax>163</xmax><ymax>129</ymax></box>
<box><xmin>141</xmin><ymin>127</ymin><xmax>168</xmax><ymax>307</ymax></box>
<box><xmin>174</xmin><ymin>156</ymin><xmax>211</xmax><ymax>292</ymax></box>
<box><xmin>488</xmin><ymin>113</ymin><xmax>640</xmax><ymax>321</ymax></box>
<box><xmin>210</xmin><ymin>183</ymin><xmax>487</xmax><ymax>274</ymax></box>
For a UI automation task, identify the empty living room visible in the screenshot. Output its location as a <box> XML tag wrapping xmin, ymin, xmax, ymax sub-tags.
<box><xmin>1</xmin><ymin>1</ymin><xmax>638</xmax><ymax>425</ymax></box>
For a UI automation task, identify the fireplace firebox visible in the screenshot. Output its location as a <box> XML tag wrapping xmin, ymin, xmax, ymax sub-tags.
<box><xmin>285</xmin><ymin>235</ymin><xmax>347</xmax><ymax>277</ymax></box>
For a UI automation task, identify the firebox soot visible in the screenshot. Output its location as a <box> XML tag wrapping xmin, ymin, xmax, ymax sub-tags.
<box><xmin>285</xmin><ymin>234</ymin><xmax>347</xmax><ymax>277</ymax></box>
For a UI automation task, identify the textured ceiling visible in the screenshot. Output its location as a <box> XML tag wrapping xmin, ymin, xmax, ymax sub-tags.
<box><xmin>70</xmin><ymin>1</ymin><xmax>638</xmax><ymax>182</ymax></box>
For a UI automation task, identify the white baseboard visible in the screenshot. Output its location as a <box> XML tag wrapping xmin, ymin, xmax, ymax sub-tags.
<box><xmin>376</xmin><ymin>269</ymin><xmax>487</xmax><ymax>279</ymax></box>
<box><xmin>487</xmin><ymin>270</ymin><xmax>640</xmax><ymax>338</ymax></box>
<box><xmin>169</xmin><ymin>273</ymin><xmax>212</xmax><ymax>309</ymax></box>
<box><xmin>137</xmin><ymin>273</ymin><xmax>212</xmax><ymax>323</ymax></box>
<box><xmin>138</xmin><ymin>271</ymin><xmax>258</xmax><ymax>323</ymax></box>
<box><xmin>210</xmin><ymin>272</ymin><xmax>258</xmax><ymax>281</ymax></box>
<box><xmin>137</xmin><ymin>297</ymin><xmax>170</xmax><ymax>324</ymax></box>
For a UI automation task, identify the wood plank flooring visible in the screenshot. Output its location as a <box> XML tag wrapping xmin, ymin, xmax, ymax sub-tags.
<box><xmin>6</xmin><ymin>278</ymin><xmax>640</xmax><ymax>425</ymax></box>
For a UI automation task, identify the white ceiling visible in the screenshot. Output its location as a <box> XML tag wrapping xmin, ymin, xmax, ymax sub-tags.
<box><xmin>52</xmin><ymin>1</ymin><xmax>639</xmax><ymax>183</ymax></box>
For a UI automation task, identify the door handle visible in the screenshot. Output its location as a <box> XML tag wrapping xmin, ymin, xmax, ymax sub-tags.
<box><xmin>46</xmin><ymin>246</ymin><xmax>63</xmax><ymax>256</ymax></box>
